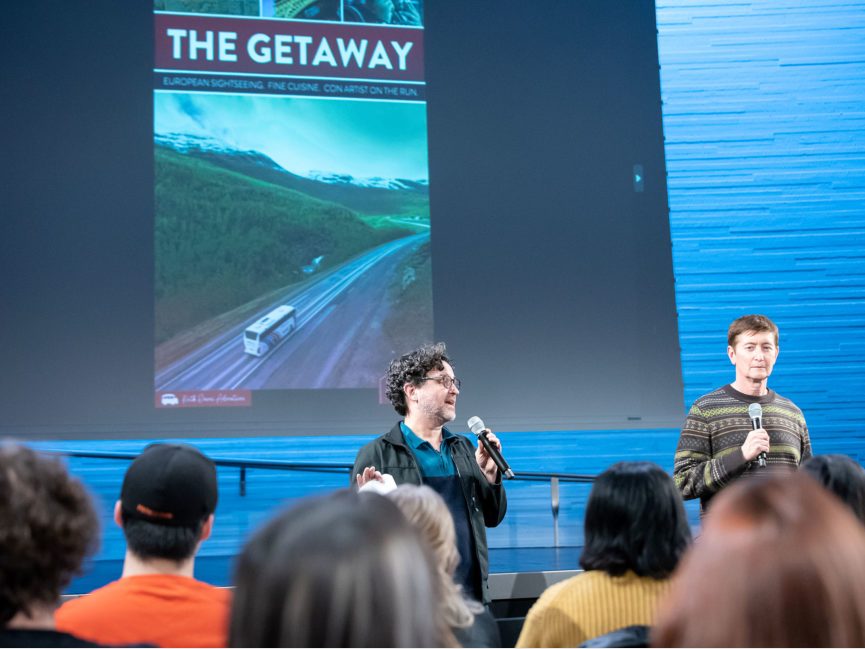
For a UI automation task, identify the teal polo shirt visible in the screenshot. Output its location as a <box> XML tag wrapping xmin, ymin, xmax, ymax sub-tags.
<box><xmin>400</xmin><ymin>421</ymin><xmax>457</xmax><ymax>477</ymax></box>
<box><xmin>399</xmin><ymin>421</ymin><xmax>481</xmax><ymax>601</ymax></box>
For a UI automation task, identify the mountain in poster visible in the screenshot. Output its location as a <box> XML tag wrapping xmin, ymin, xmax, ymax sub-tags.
<box><xmin>154</xmin><ymin>140</ymin><xmax>425</xmax><ymax>344</ymax></box>
<box><xmin>156</xmin><ymin>133</ymin><xmax>429</xmax><ymax>217</ymax></box>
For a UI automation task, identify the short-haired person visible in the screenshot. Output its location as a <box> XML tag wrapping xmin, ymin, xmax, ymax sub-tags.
<box><xmin>229</xmin><ymin>490</ymin><xmax>453</xmax><ymax>647</ymax></box>
<box><xmin>801</xmin><ymin>454</ymin><xmax>865</xmax><ymax>524</ymax></box>
<box><xmin>57</xmin><ymin>443</ymin><xmax>229</xmax><ymax>647</ymax></box>
<box><xmin>516</xmin><ymin>462</ymin><xmax>692</xmax><ymax>648</ymax></box>
<box><xmin>352</xmin><ymin>342</ymin><xmax>507</xmax><ymax>604</ymax></box>
<box><xmin>0</xmin><ymin>443</ymin><xmax>100</xmax><ymax>647</ymax></box>
<box><xmin>388</xmin><ymin>484</ymin><xmax>502</xmax><ymax>648</ymax></box>
<box><xmin>674</xmin><ymin>314</ymin><xmax>812</xmax><ymax>513</ymax></box>
<box><xmin>653</xmin><ymin>473</ymin><xmax>865</xmax><ymax>647</ymax></box>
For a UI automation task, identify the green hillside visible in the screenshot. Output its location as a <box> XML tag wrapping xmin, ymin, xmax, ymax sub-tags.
<box><xmin>187</xmin><ymin>146</ymin><xmax>430</xmax><ymax>218</ymax></box>
<box><xmin>155</xmin><ymin>147</ymin><xmax>411</xmax><ymax>342</ymax></box>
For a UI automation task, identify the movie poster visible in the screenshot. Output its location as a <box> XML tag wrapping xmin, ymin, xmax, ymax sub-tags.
<box><xmin>153</xmin><ymin>1</ymin><xmax>430</xmax><ymax>407</ymax></box>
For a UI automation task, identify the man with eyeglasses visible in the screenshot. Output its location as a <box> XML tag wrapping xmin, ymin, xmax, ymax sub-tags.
<box><xmin>352</xmin><ymin>342</ymin><xmax>507</xmax><ymax>605</ymax></box>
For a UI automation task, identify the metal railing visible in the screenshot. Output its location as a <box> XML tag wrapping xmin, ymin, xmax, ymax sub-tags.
<box><xmin>45</xmin><ymin>450</ymin><xmax>596</xmax><ymax>547</ymax></box>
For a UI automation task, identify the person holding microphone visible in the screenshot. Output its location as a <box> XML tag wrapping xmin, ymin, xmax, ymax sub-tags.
<box><xmin>673</xmin><ymin>315</ymin><xmax>812</xmax><ymax>515</ymax></box>
<box><xmin>352</xmin><ymin>342</ymin><xmax>507</xmax><ymax>605</ymax></box>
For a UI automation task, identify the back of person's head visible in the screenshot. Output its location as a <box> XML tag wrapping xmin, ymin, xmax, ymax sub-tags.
<box><xmin>387</xmin><ymin>484</ymin><xmax>481</xmax><ymax>629</ymax></box>
<box><xmin>580</xmin><ymin>461</ymin><xmax>691</xmax><ymax>579</ymax></box>
<box><xmin>653</xmin><ymin>473</ymin><xmax>865</xmax><ymax>647</ymax></box>
<box><xmin>801</xmin><ymin>454</ymin><xmax>865</xmax><ymax>523</ymax></box>
<box><xmin>0</xmin><ymin>443</ymin><xmax>98</xmax><ymax>624</ymax></box>
<box><xmin>229</xmin><ymin>490</ymin><xmax>452</xmax><ymax>647</ymax></box>
<box><xmin>118</xmin><ymin>443</ymin><xmax>217</xmax><ymax>562</ymax></box>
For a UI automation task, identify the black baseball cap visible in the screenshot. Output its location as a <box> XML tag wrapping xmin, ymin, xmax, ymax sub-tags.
<box><xmin>120</xmin><ymin>443</ymin><xmax>218</xmax><ymax>526</ymax></box>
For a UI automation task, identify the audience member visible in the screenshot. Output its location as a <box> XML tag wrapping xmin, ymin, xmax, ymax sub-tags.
<box><xmin>0</xmin><ymin>443</ymin><xmax>100</xmax><ymax>647</ymax></box>
<box><xmin>57</xmin><ymin>443</ymin><xmax>229</xmax><ymax>647</ymax></box>
<box><xmin>517</xmin><ymin>462</ymin><xmax>691</xmax><ymax>648</ymax></box>
<box><xmin>801</xmin><ymin>454</ymin><xmax>865</xmax><ymax>523</ymax></box>
<box><xmin>229</xmin><ymin>490</ymin><xmax>453</xmax><ymax>647</ymax></box>
<box><xmin>388</xmin><ymin>484</ymin><xmax>502</xmax><ymax>647</ymax></box>
<box><xmin>653</xmin><ymin>473</ymin><xmax>865</xmax><ymax>647</ymax></box>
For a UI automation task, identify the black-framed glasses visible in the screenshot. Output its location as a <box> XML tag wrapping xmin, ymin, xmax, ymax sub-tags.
<box><xmin>419</xmin><ymin>375</ymin><xmax>461</xmax><ymax>391</ymax></box>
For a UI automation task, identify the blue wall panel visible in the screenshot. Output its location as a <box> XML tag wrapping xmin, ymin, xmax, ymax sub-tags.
<box><xmin>656</xmin><ymin>0</ymin><xmax>865</xmax><ymax>456</ymax></box>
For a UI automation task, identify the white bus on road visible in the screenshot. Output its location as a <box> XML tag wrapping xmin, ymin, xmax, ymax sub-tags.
<box><xmin>243</xmin><ymin>305</ymin><xmax>297</xmax><ymax>356</ymax></box>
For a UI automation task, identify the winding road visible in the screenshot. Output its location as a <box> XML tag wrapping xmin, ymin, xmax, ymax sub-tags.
<box><xmin>155</xmin><ymin>232</ymin><xmax>429</xmax><ymax>391</ymax></box>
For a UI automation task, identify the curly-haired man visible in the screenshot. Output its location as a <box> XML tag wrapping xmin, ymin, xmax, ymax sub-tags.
<box><xmin>0</xmin><ymin>443</ymin><xmax>100</xmax><ymax>647</ymax></box>
<box><xmin>352</xmin><ymin>342</ymin><xmax>507</xmax><ymax>604</ymax></box>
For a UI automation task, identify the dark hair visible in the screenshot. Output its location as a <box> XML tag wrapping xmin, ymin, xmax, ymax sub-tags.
<box><xmin>0</xmin><ymin>444</ymin><xmax>99</xmax><ymax>623</ymax></box>
<box><xmin>386</xmin><ymin>342</ymin><xmax>452</xmax><ymax>416</ymax></box>
<box><xmin>727</xmin><ymin>313</ymin><xmax>779</xmax><ymax>347</ymax></box>
<box><xmin>579</xmin><ymin>461</ymin><xmax>691</xmax><ymax>579</ymax></box>
<box><xmin>801</xmin><ymin>454</ymin><xmax>865</xmax><ymax>524</ymax></box>
<box><xmin>120</xmin><ymin>515</ymin><xmax>205</xmax><ymax>562</ymax></box>
<box><xmin>653</xmin><ymin>473</ymin><xmax>865</xmax><ymax>647</ymax></box>
<box><xmin>229</xmin><ymin>490</ymin><xmax>453</xmax><ymax>647</ymax></box>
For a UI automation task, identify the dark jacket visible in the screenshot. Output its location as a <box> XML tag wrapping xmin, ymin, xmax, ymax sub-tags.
<box><xmin>580</xmin><ymin>625</ymin><xmax>651</xmax><ymax>648</ymax></box>
<box><xmin>453</xmin><ymin>606</ymin><xmax>503</xmax><ymax>648</ymax></box>
<box><xmin>351</xmin><ymin>422</ymin><xmax>508</xmax><ymax>603</ymax></box>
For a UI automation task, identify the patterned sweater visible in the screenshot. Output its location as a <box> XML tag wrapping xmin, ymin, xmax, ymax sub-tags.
<box><xmin>516</xmin><ymin>570</ymin><xmax>671</xmax><ymax>648</ymax></box>
<box><xmin>674</xmin><ymin>384</ymin><xmax>812</xmax><ymax>513</ymax></box>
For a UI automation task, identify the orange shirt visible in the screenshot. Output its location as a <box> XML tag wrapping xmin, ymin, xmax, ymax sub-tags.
<box><xmin>56</xmin><ymin>574</ymin><xmax>230</xmax><ymax>648</ymax></box>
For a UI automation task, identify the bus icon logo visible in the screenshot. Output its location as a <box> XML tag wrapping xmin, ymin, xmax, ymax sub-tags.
<box><xmin>160</xmin><ymin>393</ymin><xmax>180</xmax><ymax>406</ymax></box>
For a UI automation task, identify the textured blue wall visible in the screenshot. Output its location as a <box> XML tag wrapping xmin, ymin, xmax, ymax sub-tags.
<box><xmin>657</xmin><ymin>0</ymin><xmax>865</xmax><ymax>457</ymax></box>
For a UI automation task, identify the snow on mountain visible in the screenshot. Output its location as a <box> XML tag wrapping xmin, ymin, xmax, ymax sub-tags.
<box><xmin>155</xmin><ymin>132</ymin><xmax>285</xmax><ymax>172</ymax></box>
<box><xmin>307</xmin><ymin>171</ymin><xmax>429</xmax><ymax>191</ymax></box>
<box><xmin>155</xmin><ymin>132</ymin><xmax>427</xmax><ymax>191</ymax></box>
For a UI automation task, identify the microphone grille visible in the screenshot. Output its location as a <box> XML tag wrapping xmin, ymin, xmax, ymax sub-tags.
<box><xmin>467</xmin><ymin>416</ymin><xmax>485</xmax><ymax>434</ymax></box>
<box><xmin>748</xmin><ymin>403</ymin><xmax>762</xmax><ymax>419</ymax></box>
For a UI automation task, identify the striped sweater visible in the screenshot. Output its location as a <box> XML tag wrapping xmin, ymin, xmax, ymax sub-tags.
<box><xmin>674</xmin><ymin>384</ymin><xmax>812</xmax><ymax>513</ymax></box>
<box><xmin>516</xmin><ymin>570</ymin><xmax>670</xmax><ymax>648</ymax></box>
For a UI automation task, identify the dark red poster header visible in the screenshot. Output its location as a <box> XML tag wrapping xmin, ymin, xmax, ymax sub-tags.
<box><xmin>155</xmin><ymin>14</ymin><xmax>424</xmax><ymax>82</ymax></box>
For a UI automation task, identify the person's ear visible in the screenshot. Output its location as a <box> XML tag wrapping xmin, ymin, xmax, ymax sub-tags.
<box><xmin>113</xmin><ymin>500</ymin><xmax>124</xmax><ymax>528</ymax></box>
<box><xmin>727</xmin><ymin>345</ymin><xmax>736</xmax><ymax>365</ymax></box>
<box><xmin>199</xmin><ymin>514</ymin><xmax>214</xmax><ymax>542</ymax></box>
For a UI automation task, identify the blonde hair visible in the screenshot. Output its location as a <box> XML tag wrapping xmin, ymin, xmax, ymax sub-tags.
<box><xmin>388</xmin><ymin>484</ymin><xmax>483</xmax><ymax>629</ymax></box>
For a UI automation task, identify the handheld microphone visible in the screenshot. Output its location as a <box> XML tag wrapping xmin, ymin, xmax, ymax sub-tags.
<box><xmin>748</xmin><ymin>402</ymin><xmax>767</xmax><ymax>468</ymax></box>
<box><xmin>467</xmin><ymin>416</ymin><xmax>514</xmax><ymax>480</ymax></box>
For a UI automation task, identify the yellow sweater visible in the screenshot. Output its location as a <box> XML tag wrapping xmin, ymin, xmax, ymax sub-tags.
<box><xmin>516</xmin><ymin>570</ymin><xmax>670</xmax><ymax>648</ymax></box>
